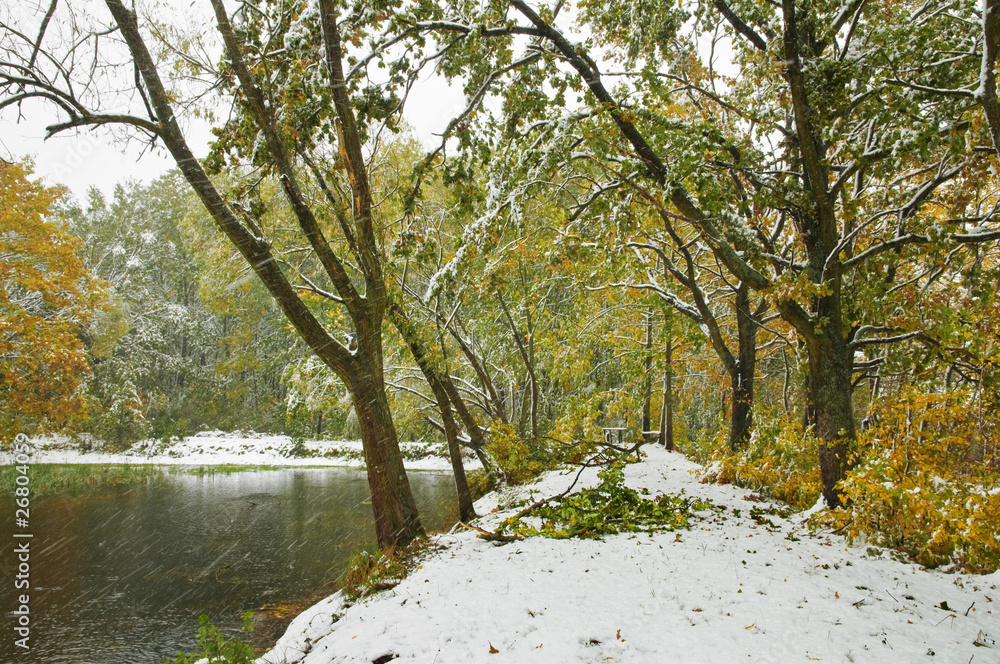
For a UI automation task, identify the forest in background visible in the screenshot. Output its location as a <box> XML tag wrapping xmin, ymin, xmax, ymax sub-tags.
<box><xmin>3</xmin><ymin>0</ymin><xmax>1000</xmax><ymax>568</ymax></box>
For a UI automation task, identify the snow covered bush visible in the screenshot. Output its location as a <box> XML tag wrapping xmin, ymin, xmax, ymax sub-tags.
<box><xmin>817</xmin><ymin>388</ymin><xmax>1000</xmax><ymax>573</ymax></box>
<box><xmin>699</xmin><ymin>416</ymin><xmax>823</xmax><ymax>510</ymax></box>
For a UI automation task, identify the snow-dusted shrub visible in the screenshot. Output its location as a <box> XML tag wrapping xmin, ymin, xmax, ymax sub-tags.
<box><xmin>465</xmin><ymin>468</ymin><xmax>496</xmax><ymax>500</ymax></box>
<box><xmin>817</xmin><ymin>388</ymin><xmax>1000</xmax><ymax>573</ymax></box>
<box><xmin>699</xmin><ymin>415</ymin><xmax>823</xmax><ymax>509</ymax></box>
<box><xmin>487</xmin><ymin>423</ymin><xmax>547</xmax><ymax>485</ymax></box>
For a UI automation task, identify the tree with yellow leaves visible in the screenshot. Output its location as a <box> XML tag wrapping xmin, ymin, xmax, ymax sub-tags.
<box><xmin>0</xmin><ymin>159</ymin><xmax>104</xmax><ymax>442</ymax></box>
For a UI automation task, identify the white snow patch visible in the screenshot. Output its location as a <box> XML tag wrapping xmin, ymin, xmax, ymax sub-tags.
<box><xmin>256</xmin><ymin>446</ymin><xmax>1000</xmax><ymax>664</ymax></box>
<box><xmin>8</xmin><ymin>432</ymin><xmax>476</xmax><ymax>472</ymax></box>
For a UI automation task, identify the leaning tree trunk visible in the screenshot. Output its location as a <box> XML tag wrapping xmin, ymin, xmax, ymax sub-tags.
<box><xmin>437</xmin><ymin>393</ymin><xmax>477</xmax><ymax>521</ymax></box>
<box><xmin>103</xmin><ymin>0</ymin><xmax>426</xmax><ymax>549</ymax></box>
<box><xmin>387</xmin><ymin>301</ymin><xmax>476</xmax><ymax>520</ymax></box>
<box><xmin>439</xmin><ymin>376</ymin><xmax>496</xmax><ymax>477</ymax></box>
<box><xmin>348</xmin><ymin>361</ymin><xmax>424</xmax><ymax>547</ymax></box>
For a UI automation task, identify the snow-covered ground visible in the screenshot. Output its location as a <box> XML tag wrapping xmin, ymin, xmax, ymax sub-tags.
<box><xmin>260</xmin><ymin>445</ymin><xmax>999</xmax><ymax>664</ymax></box>
<box><xmin>9</xmin><ymin>431</ymin><xmax>469</xmax><ymax>471</ymax></box>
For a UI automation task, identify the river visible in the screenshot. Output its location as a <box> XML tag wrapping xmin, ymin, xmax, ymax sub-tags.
<box><xmin>1</xmin><ymin>466</ymin><xmax>459</xmax><ymax>663</ymax></box>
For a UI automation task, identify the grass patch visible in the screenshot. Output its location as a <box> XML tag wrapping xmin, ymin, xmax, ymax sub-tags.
<box><xmin>180</xmin><ymin>464</ymin><xmax>329</xmax><ymax>476</ymax></box>
<box><xmin>0</xmin><ymin>464</ymin><xmax>169</xmax><ymax>498</ymax></box>
<box><xmin>339</xmin><ymin>538</ymin><xmax>441</xmax><ymax>602</ymax></box>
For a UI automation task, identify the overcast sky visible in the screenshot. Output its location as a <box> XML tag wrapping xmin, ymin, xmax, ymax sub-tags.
<box><xmin>2</xmin><ymin>70</ymin><xmax>464</xmax><ymax>202</ymax></box>
<box><xmin>2</xmin><ymin>1</ymin><xmax>727</xmax><ymax>202</ymax></box>
<box><xmin>1</xmin><ymin>0</ymin><xmax>466</xmax><ymax>201</ymax></box>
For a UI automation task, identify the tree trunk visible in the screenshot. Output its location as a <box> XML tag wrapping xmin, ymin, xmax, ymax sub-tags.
<box><xmin>437</xmin><ymin>393</ymin><xmax>477</xmax><ymax>522</ymax></box>
<box><xmin>728</xmin><ymin>284</ymin><xmax>758</xmax><ymax>451</ymax></box>
<box><xmin>351</xmin><ymin>369</ymin><xmax>425</xmax><ymax>547</ymax></box>
<box><xmin>517</xmin><ymin>373</ymin><xmax>531</xmax><ymax>439</ymax></box>
<box><xmin>729</xmin><ymin>371</ymin><xmax>753</xmax><ymax>451</ymax></box>
<box><xmin>781</xmin><ymin>347</ymin><xmax>792</xmax><ymax>417</ymax></box>
<box><xmin>660</xmin><ymin>336</ymin><xmax>674</xmax><ymax>451</ymax></box>
<box><xmin>779</xmin><ymin>0</ymin><xmax>857</xmax><ymax>508</ymax></box>
<box><xmin>642</xmin><ymin>308</ymin><xmax>653</xmax><ymax>433</ymax></box>
<box><xmin>434</xmin><ymin>363</ymin><xmax>495</xmax><ymax>474</ymax></box>
<box><xmin>387</xmin><ymin>301</ymin><xmax>478</xmax><ymax>517</ymax></box>
<box><xmin>806</xmin><ymin>332</ymin><xmax>856</xmax><ymax>507</ymax></box>
<box><xmin>976</xmin><ymin>0</ymin><xmax>1000</xmax><ymax>155</ymax></box>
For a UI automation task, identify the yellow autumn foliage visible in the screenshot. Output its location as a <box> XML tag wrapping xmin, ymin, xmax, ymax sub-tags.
<box><xmin>486</xmin><ymin>422</ymin><xmax>546</xmax><ymax>485</ymax></box>
<box><xmin>701</xmin><ymin>391</ymin><xmax>1000</xmax><ymax>572</ymax></box>
<box><xmin>0</xmin><ymin>160</ymin><xmax>106</xmax><ymax>442</ymax></box>
<box><xmin>818</xmin><ymin>388</ymin><xmax>1000</xmax><ymax>573</ymax></box>
<box><xmin>699</xmin><ymin>415</ymin><xmax>823</xmax><ymax>510</ymax></box>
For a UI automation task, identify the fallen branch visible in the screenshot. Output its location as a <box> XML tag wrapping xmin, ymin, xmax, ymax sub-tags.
<box><xmin>510</xmin><ymin>441</ymin><xmax>645</xmax><ymax>522</ymax></box>
<box><xmin>458</xmin><ymin>521</ymin><xmax>522</xmax><ymax>542</ymax></box>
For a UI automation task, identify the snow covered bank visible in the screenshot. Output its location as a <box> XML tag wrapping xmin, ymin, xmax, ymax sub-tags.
<box><xmin>259</xmin><ymin>446</ymin><xmax>999</xmax><ymax>664</ymax></box>
<box><xmin>7</xmin><ymin>431</ymin><xmax>473</xmax><ymax>472</ymax></box>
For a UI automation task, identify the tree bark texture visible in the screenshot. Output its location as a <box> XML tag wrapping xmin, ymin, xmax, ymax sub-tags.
<box><xmin>977</xmin><ymin>0</ymin><xmax>1000</xmax><ymax>155</ymax></box>
<box><xmin>660</xmin><ymin>336</ymin><xmax>674</xmax><ymax>451</ymax></box>
<box><xmin>729</xmin><ymin>284</ymin><xmax>758</xmax><ymax>451</ymax></box>
<box><xmin>352</xmin><ymin>371</ymin><xmax>425</xmax><ymax>544</ymax></box>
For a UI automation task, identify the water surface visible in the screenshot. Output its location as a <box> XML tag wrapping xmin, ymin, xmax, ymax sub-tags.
<box><xmin>1</xmin><ymin>466</ymin><xmax>458</xmax><ymax>663</ymax></box>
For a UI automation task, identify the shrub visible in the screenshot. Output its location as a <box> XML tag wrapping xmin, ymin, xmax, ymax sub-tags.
<box><xmin>487</xmin><ymin>423</ymin><xmax>546</xmax><ymax>485</ymax></box>
<box><xmin>165</xmin><ymin>613</ymin><xmax>254</xmax><ymax>664</ymax></box>
<box><xmin>284</xmin><ymin>435</ymin><xmax>310</xmax><ymax>458</ymax></box>
<box><xmin>816</xmin><ymin>388</ymin><xmax>1000</xmax><ymax>573</ymax></box>
<box><xmin>465</xmin><ymin>469</ymin><xmax>497</xmax><ymax>501</ymax></box>
<box><xmin>700</xmin><ymin>415</ymin><xmax>823</xmax><ymax>510</ymax></box>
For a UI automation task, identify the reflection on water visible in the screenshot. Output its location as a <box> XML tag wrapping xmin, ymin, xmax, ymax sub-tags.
<box><xmin>0</xmin><ymin>467</ymin><xmax>458</xmax><ymax>663</ymax></box>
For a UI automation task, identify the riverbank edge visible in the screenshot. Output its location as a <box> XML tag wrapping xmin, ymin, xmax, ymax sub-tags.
<box><xmin>0</xmin><ymin>432</ymin><xmax>478</xmax><ymax>473</ymax></box>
